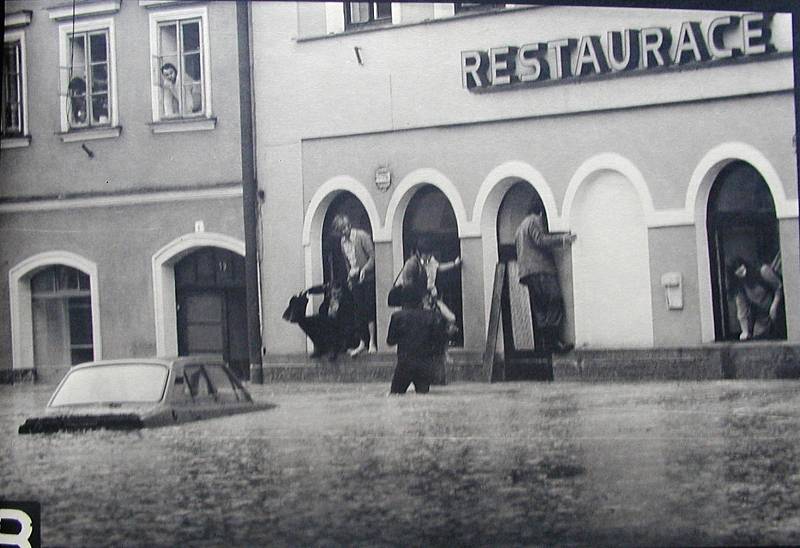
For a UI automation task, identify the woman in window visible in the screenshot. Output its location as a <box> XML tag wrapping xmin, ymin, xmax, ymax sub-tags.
<box><xmin>727</xmin><ymin>255</ymin><xmax>783</xmax><ymax>340</ymax></box>
<box><xmin>160</xmin><ymin>62</ymin><xmax>179</xmax><ymax>117</ymax></box>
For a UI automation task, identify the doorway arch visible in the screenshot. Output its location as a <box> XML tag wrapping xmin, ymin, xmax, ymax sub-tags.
<box><xmin>569</xmin><ymin>169</ymin><xmax>654</xmax><ymax>347</ymax></box>
<box><xmin>321</xmin><ymin>191</ymin><xmax>374</xmax><ymax>284</ymax></box>
<box><xmin>152</xmin><ymin>232</ymin><xmax>245</xmax><ymax>359</ymax></box>
<box><xmin>706</xmin><ymin>160</ymin><xmax>785</xmax><ymax>341</ymax></box>
<box><xmin>9</xmin><ymin>251</ymin><xmax>101</xmax><ymax>371</ymax></box>
<box><xmin>402</xmin><ymin>185</ymin><xmax>464</xmax><ymax>345</ymax></box>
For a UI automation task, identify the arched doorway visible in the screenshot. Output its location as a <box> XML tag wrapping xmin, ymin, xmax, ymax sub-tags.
<box><xmin>496</xmin><ymin>181</ymin><xmax>551</xmax><ymax>380</ymax></box>
<box><xmin>174</xmin><ymin>247</ymin><xmax>249</xmax><ymax>378</ymax></box>
<box><xmin>707</xmin><ymin>161</ymin><xmax>786</xmax><ymax>341</ymax></box>
<box><xmin>402</xmin><ymin>185</ymin><xmax>464</xmax><ymax>346</ymax></box>
<box><xmin>30</xmin><ymin>265</ymin><xmax>94</xmax><ymax>368</ymax></box>
<box><xmin>570</xmin><ymin>170</ymin><xmax>653</xmax><ymax>347</ymax></box>
<box><xmin>321</xmin><ymin>191</ymin><xmax>373</xmax><ymax>284</ymax></box>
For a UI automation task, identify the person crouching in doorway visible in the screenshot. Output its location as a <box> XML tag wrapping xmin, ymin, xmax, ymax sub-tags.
<box><xmin>387</xmin><ymin>285</ymin><xmax>449</xmax><ymax>394</ymax></box>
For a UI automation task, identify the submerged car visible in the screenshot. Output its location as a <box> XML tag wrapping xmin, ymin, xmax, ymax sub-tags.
<box><xmin>19</xmin><ymin>356</ymin><xmax>273</xmax><ymax>434</ymax></box>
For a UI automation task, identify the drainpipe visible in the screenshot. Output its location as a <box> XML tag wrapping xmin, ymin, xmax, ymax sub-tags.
<box><xmin>237</xmin><ymin>0</ymin><xmax>263</xmax><ymax>383</ymax></box>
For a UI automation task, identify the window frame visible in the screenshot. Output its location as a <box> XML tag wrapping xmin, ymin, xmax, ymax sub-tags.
<box><xmin>57</xmin><ymin>17</ymin><xmax>119</xmax><ymax>137</ymax></box>
<box><xmin>148</xmin><ymin>5</ymin><xmax>213</xmax><ymax>129</ymax></box>
<box><xmin>344</xmin><ymin>2</ymin><xmax>393</xmax><ymax>30</ymax></box>
<box><xmin>2</xmin><ymin>29</ymin><xmax>30</xmax><ymax>147</ymax></box>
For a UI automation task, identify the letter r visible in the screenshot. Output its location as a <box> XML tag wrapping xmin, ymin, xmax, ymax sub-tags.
<box><xmin>0</xmin><ymin>508</ymin><xmax>33</xmax><ymax>548</ymax></box>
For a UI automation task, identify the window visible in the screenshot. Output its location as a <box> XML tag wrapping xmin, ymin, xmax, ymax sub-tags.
<box><xmin>148</xmin><ymin>6</ymin><xmax>213</xmax><ymax>130</ymax></box>
<box><xmin>2</xmin><ymin>19</ymin><xmax>29</xmax><ymax>147</ymax></box>
<box><xmin>2</xmin><ymin>40</ymin><xmax>24</xmax><ymax>136</ymax></box>
<box><xmin>57</xmin><ymin>16</ymin><xmax>119</xmax><ymax>139</ymax></box>
<box><xmin>31</xmin><ymin>265</ymin><xmax>94</xmax><ymax>366</ymax></box>
<box><xmin>64</xmin><ymin>30</ymin><xmax>111</xmax><ymax>128</ymax></box>
<box><xmin>344</xmin><ymin>2</ymin><xmax>392</xmax><ymax>29</ymax></box>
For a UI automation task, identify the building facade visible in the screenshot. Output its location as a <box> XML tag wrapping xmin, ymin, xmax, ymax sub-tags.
<box><xmin>1</xmin><ymin>0</ymin><xmax>250</xmax><ymax>381</ymax></box>
<box><xmin>251</xmin><ymin>3</ymin><xmax>798</xmax><ymax>374</ymax></box>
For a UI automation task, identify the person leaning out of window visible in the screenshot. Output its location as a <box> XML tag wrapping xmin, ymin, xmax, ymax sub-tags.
<box><xmin>727</xmin><ymin>255</ymin><xmax>783</xmax><ymax>340</ymax></box>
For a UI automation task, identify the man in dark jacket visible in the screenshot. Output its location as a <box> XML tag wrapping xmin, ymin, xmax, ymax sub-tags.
<box><xmin>515</xmin><ymin>200</ymin><xmax>576</xmax><ymax>353</ymax></box>
<box><xmin>298</xmin><ymin>282</ymin><xmax>356</xmax><ymax>359</ymax></box>
<box><xmin>386</xmin><ymin>287</ymin><xmax>449</xmax><ymax>394</ymax></box>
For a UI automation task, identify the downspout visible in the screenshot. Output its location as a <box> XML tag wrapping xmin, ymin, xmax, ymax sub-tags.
<box><xmin>237</xmin><ymin>0</ymin><xmax>263</xmax><ymax>383</ymax></box>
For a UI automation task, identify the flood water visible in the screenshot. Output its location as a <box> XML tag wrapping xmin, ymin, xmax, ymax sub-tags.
<box><xmin>2</xmin><ymin>379</ymin><xmax>800</xmax><ymax>547</ymax></box>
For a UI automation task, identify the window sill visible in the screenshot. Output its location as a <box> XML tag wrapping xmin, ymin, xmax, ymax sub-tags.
<box><xmin>1</xmin><ymin>135</ymin><xmax>31</xmax><ymax>149</ymax></box>
<box><xmin>59</xmin><ymin>126</ymin><xmax>122</xmax><ymax>143</ymax></box>
<box><xmin>150</xmin><ymin>117</ymin><xmax>217</xmax><ymax>134</ymax></box>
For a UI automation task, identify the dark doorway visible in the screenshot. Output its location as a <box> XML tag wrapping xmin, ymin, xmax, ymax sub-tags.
<box><xmin>322</xmin><ymin>192</ymin><xmax>373</xmax><ymax>284</ymax></box>
<box><xmin>497</xmin><ymin>182</ymin><xmax>551</xmax><ymax>380</ymax></box>
<box><xmin>175</xmin><ymin>247</ymin><xmax>249</xmax><ymax>379</ymax></box>
<box><xmin>402</xmin><ymin>185</ymin><xmax>464</xmax><ymax>346</ymax></box>
<box><xmin>707</xmin><ymin>161</ymin><xmax>786</xmax><ymax>341</ymax></box>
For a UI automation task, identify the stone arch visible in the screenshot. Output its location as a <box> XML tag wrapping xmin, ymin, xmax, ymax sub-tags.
<box><xmin>473</xmin><ymin>161</ymin><xmax>558</xmax><ymax>325</ymax></box>
<box><xmin>152</xmin><ymin>232</ymin><xmax>245</xmax><ymax>356</ymax></box>
<box><xmin>385</xmin><ymin>168</ymin><xmax>471</xmax><ymax>274</ymax></box>
<box><xmin>688</xmin><ymin>142</ymin><xmax>795</xmax><ymax>342</ymax></box>
<box><xmin>9</xmin><ymin>251</ymin><xmax>102</xmax><ymax>370</ymax></box>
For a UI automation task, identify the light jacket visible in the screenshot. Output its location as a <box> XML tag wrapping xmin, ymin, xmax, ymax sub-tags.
<box><xmin>514</xmin><ymin>213</ymin><xmax>570</xmax><ymax>279</ymax></box>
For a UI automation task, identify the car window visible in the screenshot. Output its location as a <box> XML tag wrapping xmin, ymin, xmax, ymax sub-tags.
<box><xmin>50</xmin><ymin>364</ymin><xmax>169</xmax><ymax>406</ymax></box>
<box><xmin>184</xmin><ymin>365</ymin><xmax>213</xmax><ymax>399</ymax></box>
<box><xmin>203</xmin><ymin>365</ymin><xmax>239</xmax><ymax>402</ymax></box>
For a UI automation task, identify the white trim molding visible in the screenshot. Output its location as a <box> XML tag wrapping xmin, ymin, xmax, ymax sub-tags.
<box><xmin>9</xmin><ymin>251</ymin><xmax>102</xmax><ymax>371</ymax></box>
<box><xmin>5</xmin><ymin>11</ymin><xmax>32</xmax><ymax>28</ymax></box>
<box><xmin>302</xmin><ymin>176</ymin><xmax>383</xmax><ymax>246</ymax></box>
<box><xmin>0</xmin><ymin>186</ymin><xmax>242</xmax><ymax>213</ymax></box>
<box><xmin>48</xmin><ymin>1</ymin><xmax>120</xmax><ymax>21</ymax></box>
<box><xmin>151</xmin><ymin>232</ymin><xmax>245</xmax><ymax>356</ymax></box>
<box><xmin>473</xmin><ymin>161</ymin><xmax>558</xmax><ymax>327</ymax></box>
<box><xmin>562</xmin><ymin>152</ymin><xmax>658</xmax><ymax>231</ymax></box>
<box><xmin>689</xmin><ymin>142</ymin><xmax>797</xmax><ymax>343</ymax></box>
<box><xmin>386</xmin><ymin>167</ymin><xmax>474</xmax><ymax>275</ymax></box>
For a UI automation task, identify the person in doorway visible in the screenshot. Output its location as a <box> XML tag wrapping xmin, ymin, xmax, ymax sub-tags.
<box><xmin>514</xmin><ymin>199</ymin><xmax>576</xmax><ymax>353</ymax></box>
<box><xmin>727</xmin><ymin>255</ymin><xmax>783</xmax><ymax>340</ymax></box>
<box><xmin>297</xmin><ymin>282</ymin><xmax>357</xmax><ymax>360</ymax></box>
<box><xmin>386</xmin><ymin>285</ymin><xmax>450</xmax><ymax>394</ymax></box>
<box><xmin>417</xmin><ymin>237</ymin><xmax>461</xmax><ymax>337</ymax></box>
<box><xmin>332</xmin><ymin>215</ymin><xmax>377</xmax><ymax>356</ymax></box>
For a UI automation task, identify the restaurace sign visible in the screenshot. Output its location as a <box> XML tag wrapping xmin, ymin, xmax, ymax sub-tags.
<box><xmin>461</xmin><ymin>13</ymin><xmax>774</xmax><ymax>90</ymax></box>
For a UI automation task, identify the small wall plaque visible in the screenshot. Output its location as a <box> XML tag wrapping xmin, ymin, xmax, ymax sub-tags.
<box><xmin>375</xmin><ymin>167</ymin><xmax>391</xmax><ymax>192</ymax></box>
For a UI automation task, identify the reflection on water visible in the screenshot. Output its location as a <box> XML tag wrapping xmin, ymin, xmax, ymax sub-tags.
<box><xmin>2</xmin><ymin>380</ymin><xmax>799</xmax><ymax>546</ymax></box>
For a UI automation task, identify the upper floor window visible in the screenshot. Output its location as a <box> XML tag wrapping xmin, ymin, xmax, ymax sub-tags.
<box><xmin>2</xmin><ymin>39</ymin><xmax>24</xmax><ymax>137</ymax></box>
<box><xmin>148</xmin><ymin>5</ymin><xmax>213</xmax><ymax>130</ymax></box>
<box><xmin>345</xmin><ymin>2</ymin><xmax>392</xmax><ymax>29</ymax></box>
<box><xmin>65</xmin><ymin>30</ymin><xmax>111</xmax><ymax>128</ymax></box>
<box><xmin>57</xmin><ymin>17</ymin><xmax>119</xmax><ymax>138</ymax></box>
<box><xmin>3</xmin><ymin>11</ymin><xmax>31</xmax><ymax>147</ymax></box>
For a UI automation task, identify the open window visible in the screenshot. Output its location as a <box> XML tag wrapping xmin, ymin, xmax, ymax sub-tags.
<box><xmin>56</xmin><ymin>16</ymin><xmax>120</xmax><ymax>141</ymax></box>
<box><xmin>2</xmin><ymin>27</ymin><xmax>29</xmax><ymax>147</ymax></box>
<box><xmin>344</xmin><ymin>2</ymin><xmax>392</xmax><ymax>30</ymax></box>
<box><xmin>148</xmin><ymin>5</ymin><xmax>214</xmax><ymax>132</ymax></box>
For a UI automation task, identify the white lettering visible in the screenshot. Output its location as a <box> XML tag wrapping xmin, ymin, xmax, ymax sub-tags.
<box><xmin>0</xmin><ymin>509</ymin><xmax>33</xmax><ymax>548</ymax></box>
<box><xmin>742</xmin><ymin>13</ymin><xmax>768</xmax><ymax>55</ymax></box>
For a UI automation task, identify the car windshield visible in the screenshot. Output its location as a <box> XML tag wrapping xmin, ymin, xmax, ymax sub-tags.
<box><xmin>50</xmin><ymin>364</ymin><xmax>169</xmax><ymax>407</ymax></box>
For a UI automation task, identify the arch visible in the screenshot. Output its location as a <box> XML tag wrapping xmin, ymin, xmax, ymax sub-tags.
<box><xmin>688</xmin><ymin>143</ymin><xmax>795</xmax><ymax>342</ymax></box>
<box><xmin>152</xmin><ymin>232</ymin><xmax>245</xmax><ymax>356</ymax></box>
<box><xmin>302</xmin><ymin>176</ymin><xmax>383</xmax><ymax>246</ymax></box>
<box><xmin>385</xmin><ymin>168</ymin><xmax>472</xmax><ymax>274</ymax></box>
<box><xmin>569</xmin><ymin>169</ymin><xmax>654</xmax><ymax>347</ymax></box>
<box><xmin>473</xmin><ymin>161</ymin><xmax>559</xmax><ymax>325</ymax></box>
<box><xmin>9</xmin><ymin>251</ymin><xmax>102</xmax><ymax>370</ymax></box>
<box><xmin>562</xmin><ymin>152</ymin><xmax>657</xmax><ymax>230</ymax></box>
